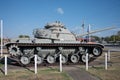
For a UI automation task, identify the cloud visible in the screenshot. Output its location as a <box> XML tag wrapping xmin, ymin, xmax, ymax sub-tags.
<box><xmin>57</xmin><ymin>8</ymin><xmax>64</xmax><ymax>14</ymax></box>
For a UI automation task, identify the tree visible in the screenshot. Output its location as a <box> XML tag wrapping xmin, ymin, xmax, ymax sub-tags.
<box><xmin>104</xmin><ymin>36</ymin><xmax>110</xmax><ymax>42</ymax></box>
<box><xmin>19</xmin><ymin>35</ymin><xmax>30</xmax><ymax>38</ymax></box>
<box><xmin>91</xmin><ymin>36</ymin><xmax>100</xmax><ymax>41</ymax></box>
<box><xmin>117</xmin><ymin>31</ymin><xmax>120</xmax><ymax>36</ymax></box>
<box><xmin>103</xmin><ymin>30</ymin><xmax>120</xmax><ymax>42</ymax></box>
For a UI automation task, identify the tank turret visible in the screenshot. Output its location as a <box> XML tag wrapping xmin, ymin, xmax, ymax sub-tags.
<box><xmin>33</xmin><ymin>21</ymin><xmax>76</xmax><ymax>41</ymax></box>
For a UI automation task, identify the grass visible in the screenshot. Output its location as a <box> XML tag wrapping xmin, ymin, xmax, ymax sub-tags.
<box><xmin>88</xmin><ymin>66</ymin><xmax>120</xmax><ymax>80</ymax></box>
<box><xmin>0</xmin><ymin>67</ymin><xmax>72</xmax><ymax>80</ymax></box>
<box><xmin>0</xmin><ymin>63</ymin><xmax>3</xmax><ymax>67</ymax></box>
<box><xmin>87</xmin><ymin>51</ymin><xmax>120</xmax><ymax>80</ymax></box>
<box><xmin>0</xmin><ymin>53</ymin><xmax>72</xmax><ymax>80</ymax></box>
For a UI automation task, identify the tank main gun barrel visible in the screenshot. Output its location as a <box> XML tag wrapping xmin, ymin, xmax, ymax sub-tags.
<box><xmin>77</xmin><ymin>26</ymin><xmax>116</xmax><ymax>37</ymax></box>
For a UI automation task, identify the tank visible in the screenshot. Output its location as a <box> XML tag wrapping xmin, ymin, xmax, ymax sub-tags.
<box><xmin>5</xmin><ymin>21</ymin><xmax>104</xmax><ymax>65</ymax></box>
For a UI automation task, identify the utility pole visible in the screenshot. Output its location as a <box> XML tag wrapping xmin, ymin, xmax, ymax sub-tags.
<box><xmin>1</xmin><ymin>20</ymin><xmax>3</xmax><ymax>57</ymax></box>
<box><xmin>87</xmin><ymin>24</ymin><xmax>91</xmax><ymax>42</ymax></box>
<box><xmin>81</xmin><ymin>20</ymin><xmax>85</xmax><ymax>42</ymax></box>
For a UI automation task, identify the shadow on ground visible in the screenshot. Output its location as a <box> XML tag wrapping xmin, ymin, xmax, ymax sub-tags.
<box><xmin>0</xmin><ymin>57</ymin><xmax>34</xmax><ymax>74</ymax></box>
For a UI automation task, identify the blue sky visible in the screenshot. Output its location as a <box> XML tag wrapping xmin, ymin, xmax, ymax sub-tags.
<box><xmin>0</xmin><ymin>0</ymin><xmax>120</xmax><ymax>38</ymax></box>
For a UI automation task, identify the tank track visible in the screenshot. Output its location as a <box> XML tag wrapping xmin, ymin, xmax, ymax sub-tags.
<box><xmin>6</xmin><ymin>43</ymin><xmax>104</xmax><ymax>47</ymax></box>
<box><xmin>6</xmin><ymin>43</ymin><xmax>104</xmax><ymax>66</ymax></box>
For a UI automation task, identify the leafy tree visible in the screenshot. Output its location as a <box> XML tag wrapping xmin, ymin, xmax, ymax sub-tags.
<box><xmin>103</xmin><ymin>30</ymin><xmax>120</xmax><ymax>42</ymax></box>
<box><xmin>117</xmin><ymin>31</ymin><xmax>120</xmax><ymax>36</ymax></box>
<box><xmin>91</xmin><ymin>36</ymin><xmax>100</xmax><ymax>41</ymax></box>
<box><xmin>19</xmin><ymin>35</ymin><xmax>30</xmax><ymax>38</ymax></box>
<box><xmin>104</xmin><ymin>37</ymin><xmax>110</xmax><ymax>42</ymax></box>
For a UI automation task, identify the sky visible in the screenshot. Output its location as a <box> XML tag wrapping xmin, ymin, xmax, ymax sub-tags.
<box><xmin>0</xmin><ymin>0</ymin><xmax>120</xmax><ymax>38</ymax></box>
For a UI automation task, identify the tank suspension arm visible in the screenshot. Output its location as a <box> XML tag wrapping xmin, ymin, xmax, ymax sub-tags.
<box><xmin>78</xmin><ymin>47</ymin><xmax>89</xmax><ymax>55</ymax></box>
<box><xmin>75</xmin><ymin>47</ymin><xmax>88</xmax><ymax>55</ymax></box>
<box><xmin>75</xmin><ymin>50</ymin><xmax>80</xmax><ymax>55</ymax></box>
<box><xmin>23</xmin><ymin>48</ymin><xmax>35</xmax><ymax>59</ymax></box>
<box><xmin>54</xmin><ymin>47</ymin><xmax>63</xmax><ymax>58</ymax></box>
<box><xmin>54</xmin><ymin>51</ymin><xmax>61</xmax><ymax>58</ymax></box>
<box><xmin>85</xmin><ymin>49</ymin><xmax>88</xmax><ymax>53</ymax></box>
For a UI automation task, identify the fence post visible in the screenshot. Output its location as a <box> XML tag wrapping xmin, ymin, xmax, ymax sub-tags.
<box><xmin>34</xmin><ymin>55</ymin><xmax>37</xmax><ymax>74</ymax></box>
<box><xmin>4</xmin><ymin>55</ymin><xmax>7</xmax><ymax>75</ymax></box>
<box><xmin>86</xmin><ymin>53</ymin><xmax>88</xmax><ymax>71</ymax></box>
<box><xmin>105</xmin><ymin>53</ymin><xmax>107</xmax><ymax>70</ymax></box>
<box><xmin>60</xmin><ymin>54</ymin><xmax>62</xmax><ymax>72</ymax></box>
<box><xmin>108</xmin><ymin>50</ymin><xmax>110</xmax><ymax>61</ymax></box>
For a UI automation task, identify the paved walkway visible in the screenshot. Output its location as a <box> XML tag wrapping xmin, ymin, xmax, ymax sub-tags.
<box><xmin>63</xmin><ymin>66</ymin><xmax>100</xmax><ymax>80</ymax></box>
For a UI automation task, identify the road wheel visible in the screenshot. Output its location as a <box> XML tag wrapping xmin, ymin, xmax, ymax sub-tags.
<box><xmin>20</xmin><ymin>56</ymin><xmax>30</xmax><ymax>65</ymax></box>
<box><xmin>46</xmin><ymin>55</ymin><xmax>55</xmax><ymax>64</ymax></box>
<box><xmin>34</xmin><ymin>55</ymin><xmax>43</xmax><ymax>64</ymax></box>
<box><xmin>61</xmin><ymin>55</ymin><xmax>68</xmax><ymax>64</ymax></box>
<box><xmin>70</xmin><ymin>54</ymin><xmax>79</xmax><ymax>63</ymax></box>
<box><xmin>80</xmin><ymin>54</ymin><xmax>90</xmax><ymax>63</ymax></box>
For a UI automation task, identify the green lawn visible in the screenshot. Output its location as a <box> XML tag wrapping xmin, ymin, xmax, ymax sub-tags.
<box><xmin>0</xmin><ymin>63</ymin><xmax>3</xmax><ymax>67</ymax></box>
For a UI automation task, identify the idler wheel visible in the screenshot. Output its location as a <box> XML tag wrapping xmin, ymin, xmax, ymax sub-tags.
<box><xmin>92</xmin><ymin>47</ymin><xmax>102</xmax><ymax>57</ymax></box>
<box><xmin>20</xmin><ymin>56</ymin><xmax>30</xmax><ymax>65</ymax></box>
<box><xmin>46</xmin><ymin>55</ymin><xmax>55</xmax><ymax>64</ymax></box>
<box><xmin>70</xmin><ymin>54</ymin><xmax>79</xmax><ymax>63</ymax></box>
<box><xmin>34</xmin><ymin>56</ymin><xmax>43</xmax><ymax>64</ymax></box>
